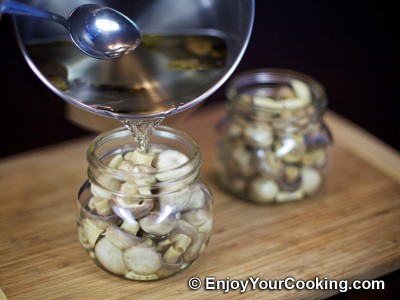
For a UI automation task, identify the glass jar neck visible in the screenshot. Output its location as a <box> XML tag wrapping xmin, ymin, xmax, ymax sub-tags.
<box><xmin>226</xmin><ymin>68</ymin><xmax>327</xmax><ymax>134</ymax></box>
<box><xmin>86</xmin><ymin>126</ymin><xmax>201</xmax><ymax>196</ymax></box>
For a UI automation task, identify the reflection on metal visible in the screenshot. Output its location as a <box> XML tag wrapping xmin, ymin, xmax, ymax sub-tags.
<box><xmin>14</xmin><ymin>0</ymin><xmax>255</xmax><ymax>121</ymax></box>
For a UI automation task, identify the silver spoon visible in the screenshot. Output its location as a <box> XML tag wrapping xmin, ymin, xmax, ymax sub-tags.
<box><xmin>1</xmin><ymin>1</ymin><xmax>141</xmax><ymax>59</ymax></box>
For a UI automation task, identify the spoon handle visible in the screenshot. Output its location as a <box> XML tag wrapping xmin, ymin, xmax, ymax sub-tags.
<box><xmin>1</xmin><ymin>0</ymin><xmax>68</xmax><ymax>28</ymax></box>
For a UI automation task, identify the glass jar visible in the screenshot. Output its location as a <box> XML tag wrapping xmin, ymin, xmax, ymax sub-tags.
<box><xmin>77</xmin><ymin>126</ymin><xmax>212</xmax><ymax>280</ymax></box>
<box><xmin>217</xmin><ymin>69</ymin><xmax>332</xmax><ymax>204</ymax></box>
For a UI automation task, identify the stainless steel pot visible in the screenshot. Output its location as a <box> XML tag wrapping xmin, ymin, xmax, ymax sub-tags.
<box><xmin>13</xmin><ymin>0</ymin><xmax>255</xmax><ymax>125</ymax></box>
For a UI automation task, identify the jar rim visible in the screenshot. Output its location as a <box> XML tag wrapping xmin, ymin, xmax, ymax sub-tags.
<box><xmin>226</xmin><ymin>68</ymin><xmax>327</xmax><ymax>111</ymax></box>
<box><xmin>87</xmin><ymin>125</ymin><xmax>200</xmax><ymax>185</ymax></box>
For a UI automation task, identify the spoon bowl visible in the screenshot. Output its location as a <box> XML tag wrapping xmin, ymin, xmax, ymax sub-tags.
<box><xmin>1</xmin><ymin>1</ymin><xmax>141</xmax><ymax>59</ymax></box>
<box><xmin>68</xmin><ymin>4</ymin><xmax>141</xmax><ymax>59</ymax></box>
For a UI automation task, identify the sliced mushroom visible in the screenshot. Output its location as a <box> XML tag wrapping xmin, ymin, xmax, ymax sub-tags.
<box><xmin>111</xmin><ymin>197</ymin><xmax>154</xmax><ymax>220</ymax></box>
<box><xmin>154</xmin><ymin>150</ymin><xmax>190</xmax><ymax>182</ymax></box>
<box><xmin>198</xmin><ymin>233</ymin><xmax>210</xmax><ymax>255</ymax></box>
<box><xmin>120</xmin><ymin>220</ymin><xmax>141</xmax><ymax>235</ymax></box>
<box><xmin>156</xmin><ymin>260</ymin><xmax>183</xmax><ymax>278</ymax></box>
<box><xmin>276</xmin><ymin>189</ymin><xmax>304</xmax><ymax>203</ymax></box>
<box><xmin>301</xmin><ymin>167</ymin><xmax>322</xmax><ymax>195</ymax></box>
<box><xmin>88</xmin><ymin>197</ymin><xmax>96</xmax><ymax>210</ymax></box>
<box><xmin>105</xmin><ymin>225</ymin><xmax>143</xmax><ymax>250</ymax></box>
<box><xmin>95</xmin><ymin>238</ymin><xmax>129</xmax><ymax>275</ymax></box>
<box><xmin>253</xmin><ymin>95</ymin><xmax>284</xmax><ymax>110</ymax></box>
<box><xmin>181</xmin><ymin>209</ymin><xmax>210</xmax><ymax>227</ymax></box>
<box><xmin>124</xmin><ymin>245</ymin><xmax>162</xmax><ymax>275</ymax></box>
<box><xmin>230</xmin><ymin>142</ymin><xmax>255</xmax><ymax>177</ymax></box>
<box><xmin>156</xmin><ymin>238</ymin><xmax>173</xmax><ymax>253</ymax></box>
<box><xmin>275</xmin><ymin>85</ymin><xmax>296</xmax><ymax>100</ymax></box>
<box><xmin>159</xmin><ymin>187</ymin><xmax>191</xmax><ymax>214</ymax></box>
<box><xmin>83</xmin><ymin>218</ymin><xmax>104</xmax><ymax>247</ymax></box>
<box><xmin>124</xmin><ymin>150</ymin><xmax>154</xmax><ymax>167</ymax></box>
<box><xmin>291</xmin><ymin>79</ymin><xmax>311</xmax><ymax>103</ymax></box>
<box><xmin>171</xmin><ymin>234</ymin><xmax>192</xmax><ymax>253</ymax></box>
<box><xmin>81</xmin><ymin>202</ymin><xmax>122</xmax><ymax>230</ymax></box>
<box><xmin>281</xmin><ymin>97</ymin><xmax>311</xmax><ymax>110</ymax></box>
<box><xmin>142</xmin><ymin>238</ymin><xmax>155</xmax><ymax>247</ymax></box>
<box><xmin>227</xmin><ymin>120</ymin><xmax>243</xmax><ymax>139</ymax></box>
<box><xmin>139</xmin><ymin>212</ymin><xmax>176</xmax><ymax>237</ymax></box>
<box><xmin>163</xmin><ymin>246</ymin><xmax>182</xmax><ymax>264</ymax></box>
<box><xmin>274</xmin><ymin>134</ymin><xmax>306</xmax><ymax>164</ymax></box>
<box><xmin>121</xmin><ymin>164</ymin><xmax>157</xmax><ymax>196</ymax></box>
<box><xmin>278</xmin><ymin>165</ymin><xmax>302</xmax><ymax>192</ymax></box>
<box><xmin>244</xmin><ymin>123</ymin><xmax>274</xmax><ymax>149</ymax></box>
<box><xmin>255</xmin><ymin>149</ymin><xmax>283</xmax><ymax>177</ymax></box>
<box><xmin>198</xmin><ymin>219</ymin><xmax>213</xmax><ymax>234</ymax></box>
<box><xmin>186</xmin><ymin>184</ymin><xmax>208</xmax><ymax>210</ymax></box>
<box><xmin>90</xmin><ymin>174</ymin><xmax>120</xmax><ymax>201</ymax></box>
<box><xmin>125</xmin><ymin>270</ymin><xmax>158</xmax><ymax>281</ymax></box>
<box><xmin>91</xmin><ymin>197</ymin><xmax>112</xmax><ymax>216</ymax></box>
<box><xmin>171</xmin><ymin>219</ymin><xmax>197</xmax><ymax>241</ymax></box>
<box><xmin>78</xmin><ymin>226</ymin><xmax>91</xmax><ymax>250</ymax></box>
<box><xmin>183</xmin><ymin>233</ymin><xmax>206</xmax><ymax>262</ymax></box>
<box><xmin>119</xmin><ymin>181</ymin><xmax>138</xmax><ymax>195</ymax></box>
<box><xmin>301</xmin><ymin>149</ymin><xmax>328</xmax><ymax>169</ymax></box>
<box><xmin>108</xmin><ymin>154</ymin><xmax>123</xmax><ymax>169</ymax></box>
<box><xmin>249</xmin><ymin>178</ymin><xmax>279</xmax><ymax>204</ymax></box>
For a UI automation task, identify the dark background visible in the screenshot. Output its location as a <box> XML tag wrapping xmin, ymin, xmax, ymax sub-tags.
<box><xmin>0</xmin><ymin>0</ymin><xmax>399</xmax><ymax>298</ymax></box>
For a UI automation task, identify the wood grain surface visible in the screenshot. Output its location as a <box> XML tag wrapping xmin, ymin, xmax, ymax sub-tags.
<box><xmin>0</xmin><ymin>104</ymin><xmax>399</xmax><ymax>299</ymax></box>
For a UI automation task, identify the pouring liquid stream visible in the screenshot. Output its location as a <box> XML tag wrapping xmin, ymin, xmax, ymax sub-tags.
<box><xmin>121</xmin><ymin>118</ymin><xmax>164</xmax><ymax>152</ymax></box>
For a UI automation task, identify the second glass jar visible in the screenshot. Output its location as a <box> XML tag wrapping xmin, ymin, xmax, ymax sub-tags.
<box><xmin>77</xmin><ymin>126</ymin><xmax>212</xmax><ymax>280</ymax></box>
<box><xmin>217</xmin><ymin>69</ymin><xmax>332</xmax><ymax>204</ymax></box>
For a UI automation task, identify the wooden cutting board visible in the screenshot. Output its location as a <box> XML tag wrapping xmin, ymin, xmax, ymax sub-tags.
<box><xmin>0</xmin><ymin>103</ymin><xmax>399</xmax><ymax>299</ymax></box>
